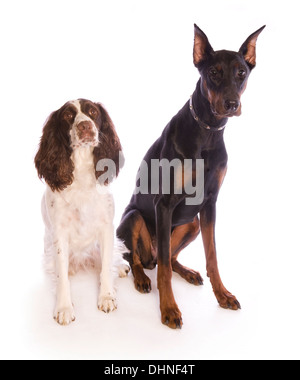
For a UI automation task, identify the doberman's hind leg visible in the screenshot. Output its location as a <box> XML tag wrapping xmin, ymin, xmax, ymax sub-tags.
<box><xmin>171</xmin><ymin>216</ymin><xmax>203</xmax><ymax>285</ymax></box>
<box><xmin>117</xmin><ymin>210</ymin><xmax>155</xmax><ymax>294</ymax></box>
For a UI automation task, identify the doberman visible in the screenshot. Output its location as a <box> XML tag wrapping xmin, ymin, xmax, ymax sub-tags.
<box><xmin>117</xmin><ymin>24</ymin><xmax>265</xmax><ymax>329</ymax></box>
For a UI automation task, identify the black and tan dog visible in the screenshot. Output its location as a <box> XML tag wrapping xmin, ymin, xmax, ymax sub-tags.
<box><xmin>117</xmin><ymin>24</ymin><xmax>265</xmax><ymax>329</ymax></box>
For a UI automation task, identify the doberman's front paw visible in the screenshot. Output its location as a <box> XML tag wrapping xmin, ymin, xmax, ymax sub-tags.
<box><xmin>134</xmin><ymin>272</ymin><xmax>152</xmax><ymax>294</ymax></box>
<box><xmin>215</xmin><ymin>289</ymin><xmax>241</xmax><ymax>310</ymax></box>
<box><xmin>161</xmin><ymin>306</ymin><xmax>183</xmax><ymax>329</ymax></box>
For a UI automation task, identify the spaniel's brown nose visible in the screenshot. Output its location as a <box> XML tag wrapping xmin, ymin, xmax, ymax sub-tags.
<box><xmin>76</xmin><ymin>121</ymin><xmax>96</xmax><ymax>142</ymax></box>
<box><xmin>77</xmin><ymin>121</ymin><xmax>93</xmax><ymax>132</ymax></box>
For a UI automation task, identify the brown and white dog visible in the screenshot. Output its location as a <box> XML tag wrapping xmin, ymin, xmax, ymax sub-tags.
<box><xmin>35</xmin><ymin>99</ymin><xmax>129</xmax><ymax>325</ymax></box>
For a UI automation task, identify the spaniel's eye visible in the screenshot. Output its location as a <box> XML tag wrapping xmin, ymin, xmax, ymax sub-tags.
<box><xmin>63</xmin><ymin>111</ymin><xmax>74</xmax><ymax>121</ymax></box>
<box><xmin>89</xmin><ymin>108</ymin><xmax>98</xmax><ymax>118</ymax></box>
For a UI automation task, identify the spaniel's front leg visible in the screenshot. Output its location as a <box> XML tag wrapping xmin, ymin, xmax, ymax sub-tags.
<box><xmin>98</xmin><ymin>223</ymin><xmax>117</xmax><ymax>313</ymax></box>
<box><xmin>53</xmin><ymin>238</ymin><xmax>75</xmax><ymax>325</ymax></box>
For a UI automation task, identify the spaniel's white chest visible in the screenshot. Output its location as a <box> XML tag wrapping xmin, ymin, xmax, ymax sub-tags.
<box><xmin>50</xmin><ymin>183</ymin><xmax>113</xmax><ymax>243</ymax></box>
<box><xmin>43</xmin><ymin>146</ymin><xmax>115</xmax><ymax>257</ymax></box>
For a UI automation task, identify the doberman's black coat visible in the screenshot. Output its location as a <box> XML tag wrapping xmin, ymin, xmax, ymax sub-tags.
<box><xmin>117</xmin><ymin>24</ymin><xmax>265</xmax><ymax>329</ymax></box>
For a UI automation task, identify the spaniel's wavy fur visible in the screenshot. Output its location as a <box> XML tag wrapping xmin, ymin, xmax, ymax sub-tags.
<box><xmin>35</xmin><ymin>99</ymin><xmax>129</xmax><ymax>325</ymax></box>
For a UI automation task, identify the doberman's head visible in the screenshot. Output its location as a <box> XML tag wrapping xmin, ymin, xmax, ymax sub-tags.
<box><xmin>193</xmin><ymin>25</ymin><xmax>265</xmax><ymax>118</ymax></box>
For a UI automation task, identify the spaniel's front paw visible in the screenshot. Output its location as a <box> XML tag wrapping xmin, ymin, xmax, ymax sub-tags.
<box><xmin>98</xmin><ymin>294</ymin><xmax>117</xmax><ymax>313</ymax></box>
<box><xmin>54</xmin><ymin>305</ymin><xmax>75</xmax><ymax>326</ymax></box>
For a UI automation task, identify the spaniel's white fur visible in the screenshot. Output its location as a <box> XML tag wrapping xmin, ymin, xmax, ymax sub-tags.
<box><xmin>35</xmin><ymin>99</ymin><xmax>129</xmax><ymax>325</ymax></box>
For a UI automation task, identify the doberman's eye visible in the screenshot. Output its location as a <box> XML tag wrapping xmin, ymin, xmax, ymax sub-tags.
<box><xmin>238</xmin><ymin>69</ymin><xmax>246</xmax><ymax>79</ymax></box>
<box><xmin>209</xmin><ymin>68</ymin><xmax>218</xmax><ymax>77</ymax></box>
<box><xmin>209</xmin><ymin>67</ymin><xmax>223</xmax><ymax>83</ymax></box>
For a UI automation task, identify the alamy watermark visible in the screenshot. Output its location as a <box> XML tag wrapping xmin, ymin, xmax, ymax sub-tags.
<box><xmin>96</xmin><ymin>152</ymin><xmax>204</xmax><ymax>206</ymax></box>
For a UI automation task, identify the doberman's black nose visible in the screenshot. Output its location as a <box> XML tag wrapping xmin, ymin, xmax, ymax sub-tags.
<box><xmin>224</xmin><ymin>99</ymin><xmax>240</xmax><ymax>113</ymax></box>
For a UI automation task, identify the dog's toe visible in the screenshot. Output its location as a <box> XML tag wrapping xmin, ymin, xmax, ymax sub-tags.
<box><xmin>134</xmin><ymin>275</ymin><xmax>152</xmax><ymax>294</ymax></box>
<box><xmin>98</xmin><ymin>295</ymin><xmax>117</xmax><ymax>313</ymax></box>
<box><xmin>161</xmin><ymin>305</ymin><xmax>183</xmax><ymax>329</ymax></box>
<box><xmin>118</xmin><ymin>263</ymin><xmax>130</xmax><ymax>278</ymax></box>
<box><xmin>216</xmin><ymin>290</ymin><xmax>241</xmax><ymax>311</ymax></box>
<box><xmin>54</xmin><ymin>305</ymin><xmax>76</xmax><ymax>326</ymax></box>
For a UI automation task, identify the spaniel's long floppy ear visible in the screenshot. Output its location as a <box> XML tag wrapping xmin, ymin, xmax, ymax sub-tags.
<box><xmin>94</xmin><ymin>104</ymin><xmax>123</xmax><ymax>185</ymax></box>
<box><xmin>34</xmin><ymin>110</ymin><xmax>74</xmax><ymax>192</ymax></box>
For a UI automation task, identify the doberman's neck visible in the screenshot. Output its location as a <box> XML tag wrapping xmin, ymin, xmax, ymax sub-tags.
<box><xmin>192</xmin><ymin>79</ymin><xmax>228</xmax><ymax>130</ymax></box>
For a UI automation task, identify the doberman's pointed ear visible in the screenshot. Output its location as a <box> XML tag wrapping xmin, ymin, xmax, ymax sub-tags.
<box><xmin>193</xmin><ymin>24</ymin><xmax>214</xmax><ymax>67</ymax></box>
<box><xmin>239</xmin><ymin>25</ymin><xmax>266</xmax><ymax>69</ymax></box>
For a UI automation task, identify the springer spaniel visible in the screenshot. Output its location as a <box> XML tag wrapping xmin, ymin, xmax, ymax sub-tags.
<box><xmin>35</xmin><ymin>99</ymin><xmax>129</xmax><ymax>325</ymax></box>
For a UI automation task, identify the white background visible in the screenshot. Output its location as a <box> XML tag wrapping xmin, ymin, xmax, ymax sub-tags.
<box><xmin>1</xmin><ymin>0</ymin><xmax>299</xmax><ymax>360</ymax></box>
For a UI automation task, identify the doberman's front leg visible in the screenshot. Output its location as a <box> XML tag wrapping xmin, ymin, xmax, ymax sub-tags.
<box><xmin>200</xmin><ymin>202</ymin><xmax>241</xmax><ymax>310</ymax></box>
<box><xmin>155</xmin><ymin>199</ymin><xmax>183</xmax><ymax>329</ymax></box>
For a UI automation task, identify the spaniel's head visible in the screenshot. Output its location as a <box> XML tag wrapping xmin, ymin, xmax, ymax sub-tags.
<box><xmin>35</xmin><ymin>99</ymin><xmax>123</xmax><ymax>192</ymax></box>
